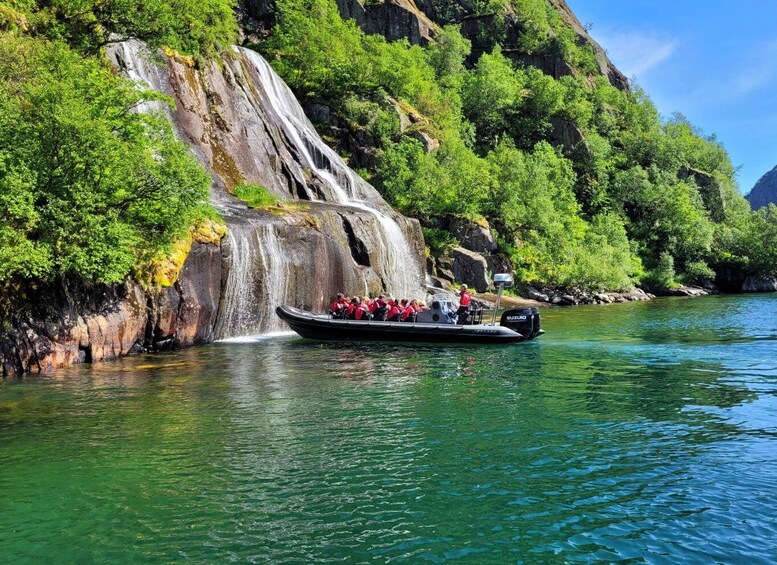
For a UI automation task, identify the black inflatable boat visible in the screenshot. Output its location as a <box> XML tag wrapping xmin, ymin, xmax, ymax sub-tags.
<box><xmin>276</xmin><ymin>303</ymin><xmax>544</xmax><ymax>345</ymax></box>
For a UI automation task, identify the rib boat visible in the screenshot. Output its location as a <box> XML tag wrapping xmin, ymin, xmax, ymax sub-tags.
<box><xmin>277</xmin><ymin>274</ymin><xmax>544</xmax><ymax>345</ymax></box>
<box><xmin>276</xmin><ymin>304</ymin><xmax>543</xmax><ymax>344</ymax></box>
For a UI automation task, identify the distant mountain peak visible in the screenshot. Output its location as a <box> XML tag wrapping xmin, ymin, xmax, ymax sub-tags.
<box><xmin>746</xmin><ymin>165</ymin><xmax>777</xmax><ymax>210</ymax></box>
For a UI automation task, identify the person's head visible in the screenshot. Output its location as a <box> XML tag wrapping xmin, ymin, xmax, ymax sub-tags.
<box><xmin>378</xmin><ymin>294</ymin><xmax>385</xmax><ymax>300</ymax></box>
<box><xmin>351</xmin><ymin>296</ymin><xmax>358</xmax><ymax>303</ymax></box>
<box><xmin>336</xmin><ymin>293</ymin><xmax>343</xmax><ymax>300</ymax></box>
<box><xmin>460</xmin><ymin>284</ymin><xmax>468</xmax><ymax>292</ymax></box>
<box><xmin>400</xmin><ymin>298</ymin><xmax>408</xmax><ymax>306</ymax></box>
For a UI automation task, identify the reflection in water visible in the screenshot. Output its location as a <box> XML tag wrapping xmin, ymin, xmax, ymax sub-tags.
<box><xmin>1</xmin><ymin>295</ymin><xmax>777</xmax><ymax>562</ymax></box>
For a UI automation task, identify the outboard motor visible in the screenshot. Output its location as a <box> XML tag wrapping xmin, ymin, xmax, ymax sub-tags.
<box><xmin>500</xmin><ymin>307</ymin><xmax>535</xmax><ymax>338</ymax></box>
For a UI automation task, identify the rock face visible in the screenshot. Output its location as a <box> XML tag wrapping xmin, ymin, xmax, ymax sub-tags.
<box><xmin>679</xmin><ymin>166</ymin><xmax>726</xmax><ymax>221</ymax></box>
<box><xmin>450</xmin><ymin>218</ymin><xmax>498</xmax><ymax>253</ymax></box>
<box><xmin>451</xmin><ymin>247</ymin><xmax>492</xmax><ymax>293</ymax></box>
<box><xmin>545</xmin><ymin>0</ymin><xmax>629</xmax><ymax>90</ymax></box>
<box><xmin>1</xmin><ymin>40</ymin><xmax>427</xmax><ymax>376</ymax></box>
<box><xmin>335</xmin><ymin>0</ymin><xmax>436</xmax><ymax>45</ymax></box>
<box><xmin>0</xmin><ymin>243</ymin><xmax>222</xmax><ymax>376</ymax></box>
<box><xmin>742</xmin><ymin>276</ymin><xmax>777</xmax><ymax>293</ymax></box>
<box><xmin>333</xmin><ymin>0</ymin><xmax>628</xmax><ymax>91</ymax></box>
<box><xmin>745</xmin><ymin>165</ymin><xmax>777</xmax><ymax>210</ymax></box>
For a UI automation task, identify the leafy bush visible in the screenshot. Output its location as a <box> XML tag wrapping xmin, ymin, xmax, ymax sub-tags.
<box><xmin>0</xmin><ymin>33</ymin><xmax>211</xmax><ymax>284</ymax></box>
<box><xmin>642</xmin><ymin>252</ymin><xmax>677</xmax><ymax>289</ymax></box>
<box><xmin>9</xmin><ymin>0</ymin><xmax>238</xmax><ymax>56</ymax></box>
<box><xmin>422</xmin><ymin>227</ymin><xmax>457</xmax><ymax>255</ymax></box>
<box><xmin>233</xmin><ymin>183</ymin><xmax>280</xmax><ymax>209</ymax></box>
<box><xmin>681</xmin><ymin>261</ymin><xmax>716</xmax><ymax>286</ymax></box>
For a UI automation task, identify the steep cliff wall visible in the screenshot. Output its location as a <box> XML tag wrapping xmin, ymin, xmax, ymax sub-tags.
<box><xmin>1</xmin><ymin>40</ymin><xmax>426</xmax><ymax>375</ymax></box>
<box><xmin>0</xmin><ymin>241</ymin><xmax>222</xmax><ymax>376</ymax></box>
<box><xmin>746</xmin><ymin>166</ymin><xmax>777</xmax><ymax>210</ymax></box>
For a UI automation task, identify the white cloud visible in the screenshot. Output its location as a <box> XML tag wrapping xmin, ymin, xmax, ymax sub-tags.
<box><xmin>595</xmin><ymin>31</ymin><xmax>678</xmax><ymax>78</ymax></box>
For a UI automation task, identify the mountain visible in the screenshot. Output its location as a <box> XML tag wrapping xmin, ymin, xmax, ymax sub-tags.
<box><xmin>746</xmin><ymin>166</ymin><xmax>777</xmax><ymax>210</ymax></box>
<box><xmin>3</xmin><ymin>0</ymin><xmax>777</xmax><ymax>375</ymax></box>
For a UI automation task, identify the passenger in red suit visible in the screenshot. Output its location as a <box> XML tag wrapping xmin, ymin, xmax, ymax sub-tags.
<box><xmin>354</xmin><ymin>297</ymin><xmax>371</xmax><ymax>320</ymax></box>
<box><xmin>386</xmin><ymin>300</ymin><xmax>401</xmax><ymax>322</ymax></box>
<box><xmin>457</xmin><ymin>284</ymin><xmax>472</xmax><ymax>324</ymax></box>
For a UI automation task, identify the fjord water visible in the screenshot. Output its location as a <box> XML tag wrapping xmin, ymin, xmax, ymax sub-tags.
<box><xmin>2</xmin><ymin>295</ymin><xmax>777</xmax><ymax>563</ymax></box>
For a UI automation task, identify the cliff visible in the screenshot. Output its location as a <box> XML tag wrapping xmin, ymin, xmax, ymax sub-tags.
<box><xmin>1</xmin><ymin>40</ymin><xmax>426</xmax><ymax>376</ymax></box>
<box><xmin>1</xmin><ymin>0</ymin><xmax>767</xmax><ymax>375</ymax></box>
<box><xmin>746</xmin><ymin>166</ymin><xmax>777</xmax><ymax>210</ymax></box>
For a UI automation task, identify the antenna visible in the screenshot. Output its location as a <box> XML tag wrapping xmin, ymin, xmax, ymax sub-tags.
<box><xmin>491</xmin><ymin>274</ymin><xmax>513</xmax><ymax>326</ymax></box>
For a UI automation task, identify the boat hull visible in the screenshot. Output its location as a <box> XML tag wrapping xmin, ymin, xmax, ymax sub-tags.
<box><xmin>276</xmin><ymin>306</ymin><xmax>536</xmax><ymax>344</ymax></box>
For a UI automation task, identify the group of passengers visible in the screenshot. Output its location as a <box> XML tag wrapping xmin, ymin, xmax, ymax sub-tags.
<box><xmin>328</xmin><ymin>284</ymin><xmax>474</xmax><ymax>324</ymax></box>
<box><xmin>329</xmin><ymin>294</ymin><xmax>429</xmax><ymax>322</ymax></box>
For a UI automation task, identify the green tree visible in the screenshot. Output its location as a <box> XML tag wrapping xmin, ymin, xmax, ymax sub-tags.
<box><xmin>0</xmin><ymin>33</ymin><xmax>211</xmax><ymax>284</ymax></box>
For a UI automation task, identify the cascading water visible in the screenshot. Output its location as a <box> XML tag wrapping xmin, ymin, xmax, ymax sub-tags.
<box><xmin>215</xmin><ymin>221</ymin><xmax>291</xmax><ymax>338</ymax></box>
<box><xmin>241</xmin><ymin>48</ymin><xmax>423</xmax><ymax>300</ymax></box>
<box><xmin>111</xmin><ymin>40</ymin><xmax>425</xmax><ymax>339</ymax></box>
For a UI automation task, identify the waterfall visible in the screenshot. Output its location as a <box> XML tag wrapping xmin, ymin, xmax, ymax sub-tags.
<box><xmin>111</xmin><ymin>40</ymin><xmax>425</xmax><ymax>339</ymax></box>
<box><xmin>241</xmin><ymin>48</ymin><xmax>423</xmax><ymax>300</ymax></box>
<box><xmin>215</xmin><ymin>221</ymin><xmax>291</xmax><ymax>338</ymax></box>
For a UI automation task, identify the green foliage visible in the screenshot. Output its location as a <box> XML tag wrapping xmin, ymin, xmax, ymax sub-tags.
<box><xmin>0</xmin><ymin>33</ymin><xmax>211</xmax><ymax>284</ymax></box>
<box><xmin>426</xmin><ymin>25</ymin><xmax>472</xmax><ymax>86</ymax></box>
<box><xmin>642</xmin><ymin>252</ymin><xmax>677</xmax><ymax>289</ymax></box>
<box><xmin>233</xmin><ymin>183</ymin><xmax>280</xmax><ymax>209</ymax></box>
<box><xmin>377</xmin><ymin>137</ymin><xmax>488</xmax><ymax>217</ymax></box>
<box><xmin>511</xmin><ymin>0</ymin><xmax>598</xmax><ymax>74</ymax></box>
<box><xmin>3</xmin><ymin>0</ymin><xmax>237</xmax><ymax>56</ymax></box>
<box><xmin>485</xmin><ymin>140</ymin><xmax>636</xmax><ymax>290</ymax></box>
<box><xmin>721</xmin><ymin>204</ymin><xmax>777</xmax><ymax>277</ymax></box>
<box><xmin>461</xmin><ymin>48</ymin><xmax>566</xmax><ymax>152</ymax></box>
<box><xmin>260</xmin><ymin>0</ymin><xmax>772</xmax><ymax>291</ymax></box>
<box><xmin>681</xmin><ymin>261</ymin><xmax>715</xmax><ymax>286</ymax></box>
<box><xmin>422</xmin><ymin>227</ymin><xmax>457</xmax><ymax>255</ymax></box>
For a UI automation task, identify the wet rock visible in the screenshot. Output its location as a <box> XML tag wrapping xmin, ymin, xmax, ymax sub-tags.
<box><xmin>170</xmin><ymin>242</ymin><xmax>223</xmax><ymax>346</ymax></box>
<box><xmin>526</xmin><ymin>286</ymin><xmax>550</xmax><ymax>302</ymax></box>
<box><xmin>426</xmin><ymin>255</ymin><xmax>436</xmax><ymax>276</ymax></box>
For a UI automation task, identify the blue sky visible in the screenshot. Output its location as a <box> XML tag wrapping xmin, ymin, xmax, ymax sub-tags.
<box><xmin>567</xmin><ymin>0</ymin><xmax>777</xmax><ymax>194</ymax></box>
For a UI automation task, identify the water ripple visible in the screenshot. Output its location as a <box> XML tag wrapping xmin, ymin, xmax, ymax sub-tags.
<box><xmin>1</xmin><ymin>295</ymin><xmax>777</xmax><ymax>562</ymax></box>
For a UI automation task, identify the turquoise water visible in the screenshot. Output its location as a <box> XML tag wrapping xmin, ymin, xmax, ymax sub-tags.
<box><xmin>2</xmin><ymin>295</ymin><xmax>777</xmax><ymax>563</ymax></box>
